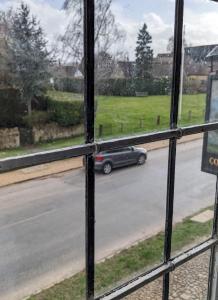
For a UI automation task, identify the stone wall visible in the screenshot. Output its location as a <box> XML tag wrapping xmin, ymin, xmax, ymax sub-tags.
<box><xmin>32</xmin><ymin>123</ymin><xmax>84</xmax><ymax>143</ymax></box>
<box><xmin>0</xmin><ymin>127</ymin><xmax>20</xmax><ymax>149</ymax></box>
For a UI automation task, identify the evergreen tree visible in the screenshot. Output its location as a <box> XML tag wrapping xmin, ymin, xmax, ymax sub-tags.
<box><xmin>9</xmin><ymin>3</ymin><xmax>50</xmax><ymax>115</ymax></box>
<box><xmin>135</xmin><ymin>23</ymin><xmax>153</xmax><ymax>79</ymax></box>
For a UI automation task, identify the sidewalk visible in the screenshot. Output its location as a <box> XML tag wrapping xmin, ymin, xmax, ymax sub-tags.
<box><xmin>0</xmin><ymin>133</ymin><xmax>202</xmax><ymax>188</ymax></box>
<box><xmin>125</xmin><ymin>251</ymin><xmax>209</xmax><ymax>300</ymax></box>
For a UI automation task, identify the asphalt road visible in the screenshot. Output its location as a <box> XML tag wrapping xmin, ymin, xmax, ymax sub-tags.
<box><xmin>0</xmin><ymin>139</ymin><xmax>216</xmax><ymax>300</ymax></box>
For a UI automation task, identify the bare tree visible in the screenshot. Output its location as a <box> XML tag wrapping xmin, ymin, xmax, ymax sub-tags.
<box><xmin>58</xmin><ymin>0</ymin><xmax>125</xmax><ymax>71</ymax></box>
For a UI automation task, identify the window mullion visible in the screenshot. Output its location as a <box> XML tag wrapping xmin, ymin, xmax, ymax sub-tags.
<box><xmin>84</xmin><ymin>0</ymin><xmax>95</xmax><ymax>299</ymax></box>
<box><xmin>163</xmin><ymin>0</ymin><xmax>184</xmax><ymax>299</ymax></box>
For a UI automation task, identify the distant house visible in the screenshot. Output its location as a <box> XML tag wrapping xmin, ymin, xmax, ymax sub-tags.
<box><xmin>185</xmin><ymin>44</ymin><xmax>218</xmax><ymax>63</ymax></box>
<box><xmin>74</xmin><ymin>69</ymin><xmax>83</xmax><ymax>79</ymax></box>
<box><xmin>152</xmin><ymin>45</ymin><xmax>218</xmax><ymax>80</ymax></box>
<box><xmin>51</xmin><ymin>62</ymin><xmax>82</xmax><ymax>79</ymax></box>
<box><xmin>152</xmin><ymin>53</ymin><xmax>173</xmax><ymax>78</ymax></box>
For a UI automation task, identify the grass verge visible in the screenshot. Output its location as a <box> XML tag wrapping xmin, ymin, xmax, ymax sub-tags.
<box><xmin>28</xmin><ymin>210</ymin><xmax>212</xmax><ymax>300</ymax></box>
<box><xmin>0</xmin><ymin>136</ymin><xmax>84</xmax><ymax>159</ymax></box>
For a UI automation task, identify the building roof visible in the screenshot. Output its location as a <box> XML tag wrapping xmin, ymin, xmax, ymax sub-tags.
<box><xmin>185</xmin><ymin>44</ymin><xmax>218</xmax><ymax>62</ymax></box>
<box><xmin>206</xmin><ymin>46</ymin><xmax>218</xmax><ymax>60</ymax></box>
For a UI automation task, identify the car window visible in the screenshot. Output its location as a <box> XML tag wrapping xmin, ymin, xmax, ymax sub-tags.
<box><xmin>105</xmin><ymin>148</ymin><xmax>132</xmax><ymax>154</ymax></box>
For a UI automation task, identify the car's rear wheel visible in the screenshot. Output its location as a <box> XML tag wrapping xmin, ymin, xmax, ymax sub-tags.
<box><xmin>137</xmin><ymin>154</ymin><xmax>146</xmax><ymax>165</ymax></box>
<box><xmin>103</xmin><ymin>162</ymin><xmax>112</xmax><ymax>174</ymax></box>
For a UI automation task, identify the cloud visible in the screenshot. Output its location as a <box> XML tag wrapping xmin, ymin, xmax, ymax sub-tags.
<box><xmin>184</xmin><ymin>8</ymin><xmax>218</xmax><ymax>46</ymax></box>
<box><xmin>0</xmin><ymin>0</ymin><xmax>69</xmax><ymax>44</ymax></box>
<box><xmin>1</xmin><ymin>0</ymin><xmax>218</xmax><ymax>60</ymax></box>
<box><xmin>112</xmin><ymin>3</ymin><xmax>174</xmax><ymax>58</ymax></box>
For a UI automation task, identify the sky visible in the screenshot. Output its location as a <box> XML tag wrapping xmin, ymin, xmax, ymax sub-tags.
<box><xmin>1</xmin><ymin>0</ymin><xmax>218</xmax><ymax>59</ymax></box>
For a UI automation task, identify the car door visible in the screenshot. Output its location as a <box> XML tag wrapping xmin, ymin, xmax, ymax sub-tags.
<box><xmin>127</xmin><ymin>147</ymin><xmax>138</xmax><ymax>164</ymax></box>
<box><xmin>116</xmin><ymin>147</ymin><xmax>133</xmax><ymax>167</ymax></box>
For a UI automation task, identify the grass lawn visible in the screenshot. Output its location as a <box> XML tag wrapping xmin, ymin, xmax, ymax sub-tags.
<box><xmin>28</xmin><ymin>209</ymin><xmax>212</xmax><ymax>300</ymax></box>
<box><xmin>96</xmin><ymin>94</ymin><xmax>205</xmax><ymax>135</ymax></box>
<box><xmin>0</xmin><ymin>92</ymin><xmax>206</xmax><ymax>159</ymax></box>
<box><xmin>47</xmin><ymin>90</ymin><xmax>84</xmax><ymax>102</ymax></box>
<box><xmin>48</xmin><ymin>91</ymin><xmax>206</xmax><ymax>137</ymax></box>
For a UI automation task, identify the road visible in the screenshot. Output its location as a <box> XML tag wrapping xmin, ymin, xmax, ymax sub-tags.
<box><xmin>0</xmin><ymin>139</ymin><xmax>216</xmax><ymax>300</ymax></box>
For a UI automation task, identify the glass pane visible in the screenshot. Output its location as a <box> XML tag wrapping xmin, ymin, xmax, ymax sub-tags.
<box><xmin>95</xmin><ymin>0</ymin><xmax>176</xmax><ymax>140</ymax></box>
<box><xmin>95</xmin><ymin>140</ymin><xmax>168</xmax><ymax>296</ymax></box>
<box><xmin>178</xmin><ymin>0</ymin><xmax>218</xmax><ymax>127</ymax></box>
<box><xmin>169</xmin><ymin>251</ymin><xmax>210</xmax><ymax>300</ymax></box>
<box><xmin>0</xmin><ymin>168</ymin><xmax>85</xmax><ymax>300</ymax></box>
<box><xmin>172</xmin><ymin>133</ymin><xmax>216</xmax><ymax>255</ymax></box>
<box><xmin>124</xmin><ymin>277</ymin><xmax>163</xmax><ymax>300</ymax></box>
<box><xmin>0</xmin><ymin>0</ymin><xmax>84</xmax><ymax>160</ymax></box>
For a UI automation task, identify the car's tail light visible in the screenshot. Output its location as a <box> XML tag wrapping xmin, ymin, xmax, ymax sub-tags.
<box><xmin>95</xmin><ymin>154</ymin><xmax>104</xmax><ymax>162</ymax></box>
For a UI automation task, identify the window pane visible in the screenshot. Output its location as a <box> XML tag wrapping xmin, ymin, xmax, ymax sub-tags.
<box><xmin>178</xmin><ymin>0</ymin><xmax>218</xmax><ymax>127</ymax></box>
<box><xmin>169</xmin><ymin>251</ymin><xmax>210</xmax><ymax>300</ymax></box>
<box><xmin>0</xmin><ymin>168</ymin><xmax>85</xmax><ymax>300</ymax></box>
<box><xmin>0</xmin><ymin>0</ymin><xmax>84</xmax><ymax>160</ymax></box>
<box><xmin>95</xmin><ymin>0</ymin><xmax>176</xmax><ymax>141</ymax></box>
<box><xmin>172</xmin><ymin>133</ymin><xmax>215</xmax><ymax>256</ymax></box>
<box><xmin>95</xmin><ymin>140</ymin><xmax>168</xmax><ymax>296</ymax></box>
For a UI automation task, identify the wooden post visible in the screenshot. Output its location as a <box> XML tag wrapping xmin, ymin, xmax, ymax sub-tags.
<box><xmin>157</xmin><ymin>115</ymin><xmax>161</xmax><ymax>126</ymax></box>
<box><xmin>188</xmin><ymin>110</ymin><xmax>192</xmax><ymax>121</ymax></box>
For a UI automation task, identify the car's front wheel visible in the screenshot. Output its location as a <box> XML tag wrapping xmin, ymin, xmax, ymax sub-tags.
<box><xmin>137</xmin><ymin>154</ymin><xmax>146</xmax><ymax>165</ymax></box>
<box><xmin>102</xmin><ymin>162</ymin><xmax>112</xmax><ymax>174</ymax></box>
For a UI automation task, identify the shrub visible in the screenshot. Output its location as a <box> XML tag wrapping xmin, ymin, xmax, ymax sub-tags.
<box><xmin>32</xmin><ymin>95</ymin><xmax>49</xmax><ymax>111</ymax></box>
<box><xmin>0</xmin><ymin>88</ymin><xmax>26</xmax><ymax>128</ymax></box>
<box><xmin>54</xmin><ymin>77</ymin><xmax>171</xmax><ymax>96</ymax></box>
<box><xmin>22</xmin><ymin>111</ymin><xmax>51</xmax><ymax>128</ymax></box>
<box><xmin>54</xmin><ymin>78</ymin><xmax>84</xmax><ymax>93</ymax></box>
<box><xmin>48</xmin><ymin>98</ymin><xmax>84</xmax><ymax>127</ymax></box>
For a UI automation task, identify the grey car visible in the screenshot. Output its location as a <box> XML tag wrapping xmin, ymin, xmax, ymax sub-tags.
<box><xmin>94</xmin><ymin>146</ymin><xmax>147</xmax><ymax>174</ymax></box>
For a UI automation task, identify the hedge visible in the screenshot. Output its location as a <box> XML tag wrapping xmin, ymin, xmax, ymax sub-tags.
<box><xmin>48</xmin><ymin>98</ymin><xmax>84</xmax><ymax>127</ymax></box>
<box><xmin>54</xmin><ymin>78</ymin><xmax>84</xmax><ymax>93</ymax></box>
<box><xmin>0</xmin><ymin>88</ymin><xmax>26</xmax><ymax>128</ymax></box>
<box><xmin>54</xmin><ymin>77</ymin><xmax>171</xmax><ymax>96</ymax></box>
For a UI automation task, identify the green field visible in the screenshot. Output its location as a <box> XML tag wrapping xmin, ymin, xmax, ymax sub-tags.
<box><xmin>48</xmin><ymin>91</ymin><xmax>206</xmax><ymax>138</ymax></box>
<box><xmin>0</xmin><ymin>92</ymin><xmax>206</xmax><ymax>158</ymax></box>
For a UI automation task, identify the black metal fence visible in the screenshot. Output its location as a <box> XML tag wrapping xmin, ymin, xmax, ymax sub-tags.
<box><xmin>1</xmin><ymin>0</ymin><xmax>218</xmax><ymax>300</ymax></box>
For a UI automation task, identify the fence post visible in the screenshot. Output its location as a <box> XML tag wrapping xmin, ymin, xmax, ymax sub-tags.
<box><xmin>156</xmin><ymin>115</ymin><xmax>161</xmax><ymax>126</ymax></box>
<box><xmin>188</xmin><ymin>110</ymin><xmax>192</xmax><ymax>121</ymax></box>
<box><xmin>98</xmin><ymin>124</ymin><xmax>103</xmax><ymax>138</ymax></box>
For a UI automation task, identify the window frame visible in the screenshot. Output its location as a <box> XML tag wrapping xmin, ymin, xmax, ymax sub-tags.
<box><xmin>0</xmin><ymin>0</ymin><xmax>218</xmax><ymax>299</ymax></box>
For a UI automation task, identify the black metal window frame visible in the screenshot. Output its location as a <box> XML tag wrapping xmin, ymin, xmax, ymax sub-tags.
<box><xmin>1</xmin><ymin>0</ymin><xmax>218</xmax><ymax>299</ymax></box>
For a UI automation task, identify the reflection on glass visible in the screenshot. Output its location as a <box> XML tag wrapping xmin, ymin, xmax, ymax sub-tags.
<box><xmin>208</xmin><ymin>80</ymin><xmax>218</xmax><ymax>154</ymax></box>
